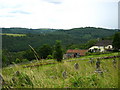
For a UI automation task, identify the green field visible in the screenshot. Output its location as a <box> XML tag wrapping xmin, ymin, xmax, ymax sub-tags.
<box><xmin>0</xmin><ymin>33</ymin><xmax>26</xmax><ymax>37</ymax></box>
<box><xmin>2</xmin><ymin>52</ymin><xmax>119</xmax><ymax>88</ymax></box>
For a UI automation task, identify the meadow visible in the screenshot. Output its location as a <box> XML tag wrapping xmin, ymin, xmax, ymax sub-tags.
<box><xmin>0</xmin><ymin>33</ymin><xmax>26</xmax><ymax>37</ymax></box>
<box><xmin>1</xmin><ymin>52</ymin><xmax>119</xmax><ymax>88</ymax></box>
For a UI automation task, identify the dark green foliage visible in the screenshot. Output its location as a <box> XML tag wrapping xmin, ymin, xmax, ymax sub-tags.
<box><xmin>2</xmin><ymin>54</ymin><xmax>7</xmax><ymax>67</ymax></box>
<box><xmin>15</xmin><ymin>58</ymin><xmax>21</xmax><ymax>63</ymax></box>
<box><xmin>112</xmin><ymin>32</ymin><xmax>120</xmax><ymax>51</ymax></box>
<box><xmin>1</xmin><ymin>27</ymin><xmax>61</xmax><ymax>34</ymax></box>
<box><xmin>2</xmin><ymin>27</ymin><xmax>119</xmax><ymax>66</ymax></box>
<box><xmin>23</xmin><ymin>49</ymin><xmax>36</xmax><ymax>60</ymax></box>
<box><xmin>85</xmin><ymin>39</ymin><xmax>98</xmax><ymax>48</ymax></box>
<box><xmin>2</xmin><ymin>27</ymin><xmax>118</xmax><ymax>52</ymax></box>
<box><xmin>38</xmin><ymin>44</ymin><xmax>53</xmax><ymax>59</ymax></box>
<box><xmin>47</xmin><ymin>55</ymin><xmax>53</xmax><ymax>59</ymax></box>
<box><xmin>2</xmin><ymin>50</ymin><xmax>28</xmax><ymax>67</ymax></box>
<box><xmin>66</xmin><ymin>39</ymin><xmax>97</xmax><ymax>49</ymax></box>
<box><xmin>2</xmin><ymin>49</ymin><xmax>15</xmax><ymax>66</ymax></box>
<box><xmin>54</xmin><ymin>40</ymin><xmax>63</xmax><ymax>62</ymax></box>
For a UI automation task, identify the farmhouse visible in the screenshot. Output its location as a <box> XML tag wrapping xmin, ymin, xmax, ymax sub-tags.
<box><xmin>63</xmin><ymin>49</ymin><xmax>88</xmax><ymax>59</ymax></box>
<box><xmin>89</xmin><ymin>40</ymin><xmax>113</xmax><ymax>52</ymax></box>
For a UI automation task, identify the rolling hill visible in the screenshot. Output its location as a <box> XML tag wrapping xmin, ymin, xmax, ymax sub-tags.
<box><xmin>1</xmin><ymin>27</ymin><xmax>118</xmax><ymax>52</ymax></box>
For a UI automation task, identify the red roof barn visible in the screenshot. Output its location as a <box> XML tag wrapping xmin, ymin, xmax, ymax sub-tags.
<box><xmin>66</xmin><ymin>49</ymin><xmax>88</xmax><ymax>56</ymax></box>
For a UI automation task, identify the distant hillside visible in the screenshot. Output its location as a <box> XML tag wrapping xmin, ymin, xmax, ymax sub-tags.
<box><xmin>55</xmin><ymin>27</ymin><xmax>117</xmax><ymax>40</ymax></box>
<box><xmin>1</xmin><ymin>27</ymin><xmax>118</xmax><ymax>34</ymax></box>
<box><xmin>2</xmin><ymin>27</ymin><xmax>118</xmax><ymax>52</ymax></box>
<box><xmin>1</xmin><ymin>27</ymin><xmax>62</xmax><ymax>34</ymax></box>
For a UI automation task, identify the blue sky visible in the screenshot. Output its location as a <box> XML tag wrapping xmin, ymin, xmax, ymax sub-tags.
<box><xmin>0</xmin><ymin>0</ymin><xmax>119</xmax><ymax>29</ymax></box>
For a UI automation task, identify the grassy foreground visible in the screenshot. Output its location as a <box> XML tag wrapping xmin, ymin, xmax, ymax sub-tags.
<box><xmin>2</xmin><ymin>52</ymin><xmax>119</xmax><ymax>88</ymax></box>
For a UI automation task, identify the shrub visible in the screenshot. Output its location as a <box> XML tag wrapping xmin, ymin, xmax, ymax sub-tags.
<box><xmin>38</xmin><ymin>44</ymin><xmax>53</xmax><ymax>59</ymax></box>
<box><xmin>22</xmin><ymin>59</ymin><xmax>29</xmax><ymax>62</ymax></box>
<box><xmin>15</xmin><ymin>58</ymin><xmax>21</xmax><ymax>63</ymax></box>
<box><xmin>47</xmin><ymin>55</ymin><xmax>53</xmax><ymax>59</ymax></box>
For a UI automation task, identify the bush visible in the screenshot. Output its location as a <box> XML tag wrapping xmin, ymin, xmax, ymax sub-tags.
<box><xmin>23</xmin><ymin>49</ymin><xmax>35</xmax><ymax>61</ymax></box>
<box><xmin>22</xmin><ymin>59</ymin><xmax>29</xmax><ymax>62</ymax></box>
<box><xmin>15</xmin><ymin>58</ymin><xmax>21</xmax><ymax>63</ymax></box>
<box><xmin>47</xmin><ymin>55</ymin><xmax>53</xmax><ymax>59</ymax></box>
<box><xmin>38</xmin><ymin>44</ymin><xmax>53</xmax><ymax>59</ymax></box>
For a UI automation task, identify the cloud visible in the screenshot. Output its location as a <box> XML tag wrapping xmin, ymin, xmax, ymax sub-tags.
<box><xmin>0</xmin><ymin>15</ymin><xmax>14</xmax><ymax>18</ymax></box>
<box><xmin>0</xmin><ymin>0</ymin><xmax>118</xmax><ymax>29</ymax></box>
<box><xmin>10</xmin><ymin>10</ymin><xmax>31</xmax><ymax>14</ymax></box>
<box><xmin>96</xmin><ymin>0</ymin><xmax>119</xmax><ymax>3</ymax></box>
<box><xmin>43</xmin><ymin>0</ymin><xmax>64</xmax><ymax>4</ymax></box>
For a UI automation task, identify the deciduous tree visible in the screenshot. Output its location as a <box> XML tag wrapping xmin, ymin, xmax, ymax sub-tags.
<box><xmin>112</xmin><ymin>32</ymin><xmax>120</xmax><ymax>51</ymax></box>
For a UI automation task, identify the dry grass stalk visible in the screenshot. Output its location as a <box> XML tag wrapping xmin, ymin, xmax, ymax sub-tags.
<box><xmin>29</xmin><ymin>45</ymin><xmax>40</xmax><ymax>60</ymax></box>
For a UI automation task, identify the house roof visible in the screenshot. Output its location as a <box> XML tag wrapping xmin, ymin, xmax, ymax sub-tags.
<box><xmin>66</xmin><ymin>49</ymin><xmax>88</xmax><ymax>55</ymax></box>
<box><xmin>95</xmin><ymin>40</ymin><xmax>112</xmax><ymax>46</ymax></box>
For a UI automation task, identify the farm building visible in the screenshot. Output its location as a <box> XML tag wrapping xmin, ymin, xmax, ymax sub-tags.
<box><xmin>88</xmin><ymin>40</ymin><xmax>113</xmax><ymax>52</ymax></box>
<box><xmin>63</xmin><ymin>49</ymin><xmax>88</xmax><ymax>59</ymax></box>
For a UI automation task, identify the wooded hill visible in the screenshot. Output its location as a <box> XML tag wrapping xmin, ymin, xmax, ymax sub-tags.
<box><xmin>1</xmin><ymin>27</ymin><xmax>118</xmax><ymax>52</ymax></box>
<box><xmin>1</xmin><ymin>27</ymin><xmax>62</xmax><ymax>34</ymax></box>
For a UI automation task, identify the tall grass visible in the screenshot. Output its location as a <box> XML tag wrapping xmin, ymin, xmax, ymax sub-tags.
<box><xmin>2</xmin><ymin>53</ymin><xmax>119</xmax><ymax>88</ymax></box>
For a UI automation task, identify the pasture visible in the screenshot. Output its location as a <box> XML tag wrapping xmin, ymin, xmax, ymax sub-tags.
<box><xmin>0</xmin><ymin>33</ymin><xmax>26</xmax><ymax>37</ymax></box>
<box><xmin>1</xmin><ymin>52</ymin><xmax>119</xmax><ymax>88</ymax></box>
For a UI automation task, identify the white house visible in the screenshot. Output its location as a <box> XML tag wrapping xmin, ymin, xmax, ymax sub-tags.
<box><xmin>88</xmin><ymin>40</ymin><xmax>113</xmax><ymax>52</ymax></box>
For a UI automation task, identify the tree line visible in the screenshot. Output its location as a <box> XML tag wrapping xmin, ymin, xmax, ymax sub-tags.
<box><xmin>2</xmin><ymin>40</ymin><xmax>64</xmax><ymax>67</ymax></box>
<box><xmin>2</xmin><ymin>29</ymin><xmax>120</xmax><ymax>67</ymax></box>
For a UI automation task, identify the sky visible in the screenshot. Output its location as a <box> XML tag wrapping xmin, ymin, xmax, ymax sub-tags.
<box><xmin>0</xmin><ymin>0</ymin><xmax>119</xmax><ymax>29</ymax></box>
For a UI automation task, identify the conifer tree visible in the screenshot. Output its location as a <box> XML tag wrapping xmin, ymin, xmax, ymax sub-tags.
<box><xmin>54</xmin><ymin>40</ymin><xmax>63</xmax><ymax>62</ymax></box>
